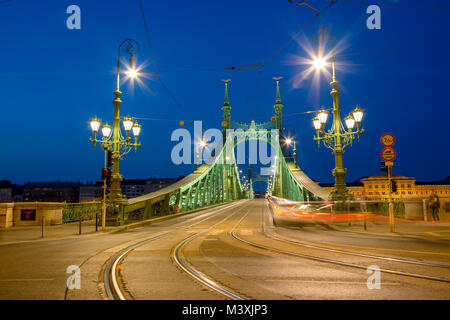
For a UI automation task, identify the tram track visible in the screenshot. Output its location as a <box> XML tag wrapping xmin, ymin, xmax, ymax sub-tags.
<box><xmin>103</xmin><ymin>200</ymin><xmax>247</xmax><ymax>300</ymax></box>
<box><xmin>229</xmin><ymin>202</ymin><xmax>450</xmax><ymax>284</ymax></box>
<box><xmin>170</xmin><ymin>203</ymin><xmax>251</xmax><ymax>300</ymax></box>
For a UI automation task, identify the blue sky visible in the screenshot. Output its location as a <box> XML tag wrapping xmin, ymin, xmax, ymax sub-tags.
<box><xmin>0</xmin><ymin>0</ymin><xmax>449</xmax><ymax>186</ymax></box>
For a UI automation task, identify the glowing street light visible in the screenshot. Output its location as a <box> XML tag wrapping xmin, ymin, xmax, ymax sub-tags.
<box><xmin>196</xmin><ymin>140</ymin><xmax>207</xmax><ymax>170</ymax></box>
<box><xmin>313</xmin><ymin>56</ymin><xmax>326</xmax><ymax>70</ymax></box>
<box><xmin>88</xmin><ymin>39</ymin><xmax>143</xmax><ymax>228</ymax></box>
<box><xmin>309</xmin><ymin>28</ymin><xmax>365</xmax><ymax>202</ymax></box>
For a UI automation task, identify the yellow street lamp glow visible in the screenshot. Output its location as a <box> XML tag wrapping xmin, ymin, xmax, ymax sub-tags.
<box><xmin>286</xmin><ymin>138</ymin><xmax>292</xmax><ymax>145</ymax></box>
<box><xmin>132</xmin><ymin>122</ymin><xmax>141</xmax><ymax>137</ymax></box>
<box><xmin>317</xmin><ymin>107</ymin><xmax>329</xmax><ymax>124</ymax></box>
<box><xmin>101</xmin><ymin>122</ymin><xmax>112</xmax><ymax>138</ymax></box>
<box><xmin>122</xmin><ymin>115</ymin><xmax>134</xmax><ymax>133</ymax></box>
<box><xmin>199</xmin><ymin>140</ymin><xmax>206</xmax><ymax>147</ymax></box>
<box><xmin>127</xmin><ymin>68</ymin><xmax>139</xmax><ymax>79</ymax></box>
<box><xmin>313</xmin><ymin>56</ymin><xmax>326</xmax><ymax>69</ymax></box>
<box><xmin>90</xmin><ymin>116</ymin><xmax>101</xmax><ymax>133</ymax></box>
<box><xmin>312</xmin><ymin>116</ymin><xmax>321</xmax><ymax>130</ymax></box>
<box><xmin>344</xmin><ymin>115</ymin><xmax>356</xmax><ymax>130</ymax></box>
<box><xmin>352</xmin><ymin>105</ymin><xmax>364</xmax><ymax>123</ymax></box>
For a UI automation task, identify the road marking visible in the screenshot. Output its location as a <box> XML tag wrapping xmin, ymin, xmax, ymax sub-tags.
<box><xmin>278</xmin><ymin>234</ymin><xmax>450</xmax><ymax>257</ymax></box>
<box><xmin>264</xmin><ymin>279</ymin><xmax>400</xmax><ymax>285</ymax></box>
<box><xmin>426</xmin><ymin>232</ymin><xmax>442</xmax><ymax>237</ymax></box>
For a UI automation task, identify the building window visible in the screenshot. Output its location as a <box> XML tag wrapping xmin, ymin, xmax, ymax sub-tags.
<box><xmin>408</xmin><ymin>184</ymin><xmax>411</xmax><ymax>188</ymax></box>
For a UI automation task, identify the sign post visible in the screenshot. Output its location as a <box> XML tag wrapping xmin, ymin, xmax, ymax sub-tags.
<box><xmin>380</xmin><ymin>134</ymin><xmax>396</xmax><ymax>232</ymax></box>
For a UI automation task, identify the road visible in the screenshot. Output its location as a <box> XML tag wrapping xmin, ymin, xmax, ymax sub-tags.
<box><xmin>0</xmin><ymin>199</ymin><xmax>449</xmax><ymax>300</ymax></box>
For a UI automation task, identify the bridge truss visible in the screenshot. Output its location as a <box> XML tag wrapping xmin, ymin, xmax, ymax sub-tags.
<box><xmin>113</xmin><ymin>80</ymin><xmax>329</xmax><ymax>224</ymax></box>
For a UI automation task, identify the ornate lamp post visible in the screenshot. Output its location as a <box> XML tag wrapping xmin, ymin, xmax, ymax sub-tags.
<box><xmin>195</xmin><ymin>140</ymin><xmax>207</xmax><ymax>171</ymax></box>
<box><xmin>310</xmin><ymin>28</ymin><xmax>365</xmax><ymax>202</ymax></box>
<box><xmin>89</xmin><ymin>39</ymin><xmax>143</xmax><ymax>226</ymax></box>
<box><xmin>285</xmin><ymin>136</ymin><xmax>298</xmax><ymax>167</ymax></box>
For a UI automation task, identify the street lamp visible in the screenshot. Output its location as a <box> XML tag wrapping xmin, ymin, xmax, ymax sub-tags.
<box><xmin>196</xmin><ymin>140</ymin><xmax>207</xmax><ymax>170</ymax></box>
<box><xmin>88</xmin><ymin>39</ymin><xmax>143</xmax><ymax>228</ymax></box>
<box><xmin>309</xmin><ymin>28</ymin><xmax>365</xmax><ymax>203</ymax></box>
<box><xmin>284</xmin><ymin>136</ymin><xmax>298</xmax><ymax>167</ymax></box>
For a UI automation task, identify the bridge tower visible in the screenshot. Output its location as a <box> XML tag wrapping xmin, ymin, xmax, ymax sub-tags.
<box><xmin>221</xmin><ymin>79</ymin><xmax>231</xmax><ymax>140</ymax></box>
<box><xmin>273</xmin><ymin>77</ymin><xmax>284</xmax><ymax>135</ymax></box>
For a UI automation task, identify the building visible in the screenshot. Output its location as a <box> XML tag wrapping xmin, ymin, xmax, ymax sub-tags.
<box><xmin>0</xmin><ymin>188</ymin><xmax>12</xmax><ymax>203</ymax></box>
<box><xmin>23</xmin><ymin>182</ymin><xmax>80</xmax><ymax>203</ymax></box>
<box><xmin>79</xmin><ymin>183</ymin><xmax>103</xmax><ymax>202</ymax></box>
<box><xmin>319</xmin><ymin>181</ymin><xmax>364</xmax><ymax>197</ymax></box>
<box><xmin>121</xmin><ymin>178</ymin><xmax>181</xmax><ymax>199</ymax></box>
<box><xmin>321</xmin><ymin>175</ymin><xmax>450</xmax><ymax>199</ymax></box>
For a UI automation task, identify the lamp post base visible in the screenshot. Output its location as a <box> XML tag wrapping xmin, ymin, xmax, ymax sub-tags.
<box><xmin>105</xmin><ymin>199</ymin><xmax>126</xmax><ymax>226</ymax></box>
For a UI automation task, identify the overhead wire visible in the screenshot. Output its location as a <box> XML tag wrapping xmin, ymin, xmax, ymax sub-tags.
<box><xmin>137</xmin><ymin>0</ymin><xmax>186</xmax><ymax>115</ymax></box>
<box><xmin>249</xmin><ymin>0</ymin><xmax>341</xmax><ymax>119</ymax></box>
<box><xmin>339</xmin><ymin>0</ymin><xmax>450</xmax><ymax>11</ymax></box>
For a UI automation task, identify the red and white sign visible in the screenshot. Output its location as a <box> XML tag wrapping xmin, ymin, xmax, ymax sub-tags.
<box><xmin>380</xmin><ymin>133</ymin><xmax>395</xmax><ymax>147</ymax></box>
<box><xmin>381</xmin><ymin>147</ymin><xmax>396</xmax><ymax>161</ymax></box>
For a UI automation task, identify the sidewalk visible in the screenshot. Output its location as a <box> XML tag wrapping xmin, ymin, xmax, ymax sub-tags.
<box><xmin>268</xmin><ymin>198</ymin><xmax>450</xmax><ymax>240</ymax></box>
<box><xmin>0</xmin><ymin>221</ymin><xmax>109</xmax><ymax>245</ymax></box>
<box><xmin>331</xmin><ymin>219</ymin><xmax>450</xmax><ymax>239</ymax></box>
<box><xmin>0</xmin><ymin>201</ymin><xmax>235</xmax><ymax>246</ymax></box>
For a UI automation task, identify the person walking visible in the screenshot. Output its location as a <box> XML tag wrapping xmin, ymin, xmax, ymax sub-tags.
<box><xmin>428</xmin><ymin>191</ymin><xmax>440</xmax><ymax>222</ymax></box>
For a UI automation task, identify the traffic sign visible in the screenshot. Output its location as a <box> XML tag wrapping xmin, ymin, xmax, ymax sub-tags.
<box><xmin>381</xmin><ymin>147</ymin><xmax>396</xmax><ymax>161</ymax></box>
<box><xmin>380</xmin><ymin>133</ymin><xmax>395</xmax><ymax>147</ymax></box>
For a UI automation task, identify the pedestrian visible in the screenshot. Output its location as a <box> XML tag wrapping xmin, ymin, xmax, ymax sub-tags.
<box><xmin>428</xmin><ymin>191</ymin><xmax>440</xmax><ymax>222</ymax></box>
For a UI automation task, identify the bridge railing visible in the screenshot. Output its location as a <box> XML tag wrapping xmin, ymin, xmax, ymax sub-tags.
<box><xmin>62</xmin><ymin>201</ymin><xmax>102</xmax><ymax>224</ymax></box>
<box><xmin>119</xmin><ymin>135</ymin><xmax>245</xmax><ymax>223</ymax></box>
<box><xmin>269</xmin><ymin>142</ymin><xmax>330</xmax><ymax>201</ymax></box>
<box><xmin>267</xmin><ymin>195</ymin><xmax>444</xmax><ymax>222</ymax></box>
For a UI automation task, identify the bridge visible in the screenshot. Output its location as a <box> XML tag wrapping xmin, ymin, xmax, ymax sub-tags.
<box><xmin>101</xmin><ymin>79</ymin><xmax>330</xmax><ymax>225</ymax></box>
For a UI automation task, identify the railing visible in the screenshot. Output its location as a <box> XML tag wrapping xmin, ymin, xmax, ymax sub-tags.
<box><xmin>62</xmin><ymin>201</ymin><xmax>102</xmax><ymax>224</ymax></box>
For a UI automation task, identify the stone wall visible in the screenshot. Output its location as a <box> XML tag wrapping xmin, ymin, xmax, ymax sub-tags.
<box><xmin>0</xmin><ymin>202</ymin><xmax>65</xmax><ymax>228</ymax></box>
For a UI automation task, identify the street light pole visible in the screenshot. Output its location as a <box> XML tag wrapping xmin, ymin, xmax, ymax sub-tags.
<box><xmin>102</xmin><ymin>146</ymin><xmax>107</xmax><ymax>231</ymax></box>
<box><xmin>110</xmin><ymin>40</ymin><xmax>139</xmax><ymax>202</ymax></box>
<box><xmin>310</xmin><ymin>28</ymin><xmax>365</xmax><ymax>204</ymax></box>
<box><xmin>89</xmin><ymin>39</ymin><xmax>143</xmax><ymax>226</ymax></box>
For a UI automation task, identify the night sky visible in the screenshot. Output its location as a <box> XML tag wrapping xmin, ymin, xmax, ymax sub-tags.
<box><xmin>0</xmin><ymin>0</ymin><xmax>449</xmax><ymax>188</ymax></box>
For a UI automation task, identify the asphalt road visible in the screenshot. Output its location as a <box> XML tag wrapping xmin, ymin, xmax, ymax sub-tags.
<box><xmin>0</xmin><ymin>199</ymin><xmax>449</xmax><ymax>300</ymax></box>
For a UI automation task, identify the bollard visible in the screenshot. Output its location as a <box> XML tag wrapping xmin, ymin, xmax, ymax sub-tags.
<box><xmin>95</xmin><ymin>211</ymin><xmax>98</xmax><ymax>232</ymax></box>
<box><xmin>422</xmin><ymin>199</ymin><xmax>428</xmax><ymax>221</ymax></box>
<box><xmin>364</xmin><ymin>215</ymin><xmax>367</xmax><ymax>231</ymax></box>
<box><xmin>79</xmin><ymin>212</ymin><xmax>82</xmax><ymax>235</ymax></box>
<box><xmin>41</xmin><ymin>216</ymin><xmax>45</xmax><ymax>238</ymax></box>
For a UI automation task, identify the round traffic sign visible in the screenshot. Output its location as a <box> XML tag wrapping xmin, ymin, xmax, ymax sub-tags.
<box><xmin>381</xmin><ymin>147</ymin><xmax>396</xmax><ymax>161</ymax></box>
<box><xmin>380</xmin><ymin>133</ymin><xmax>395</xmax><ymax>147</ymax></box>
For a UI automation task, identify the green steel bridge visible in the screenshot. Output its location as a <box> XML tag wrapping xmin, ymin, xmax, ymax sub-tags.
<box><xmin>64</xmin><ymin>80</ymin><xmax>329</xmax><ymax>225</ymax></box>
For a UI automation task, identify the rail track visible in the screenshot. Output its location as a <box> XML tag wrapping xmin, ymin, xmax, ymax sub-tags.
<box><xmin>103</xmin><ymin>200</ymin><xmax>247</xmax><ymax>300</ymax></box>
<box><xmin>229</xmin><ymin>203</ymin><xmax>450</xmax><ymax>284</ymax></box>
